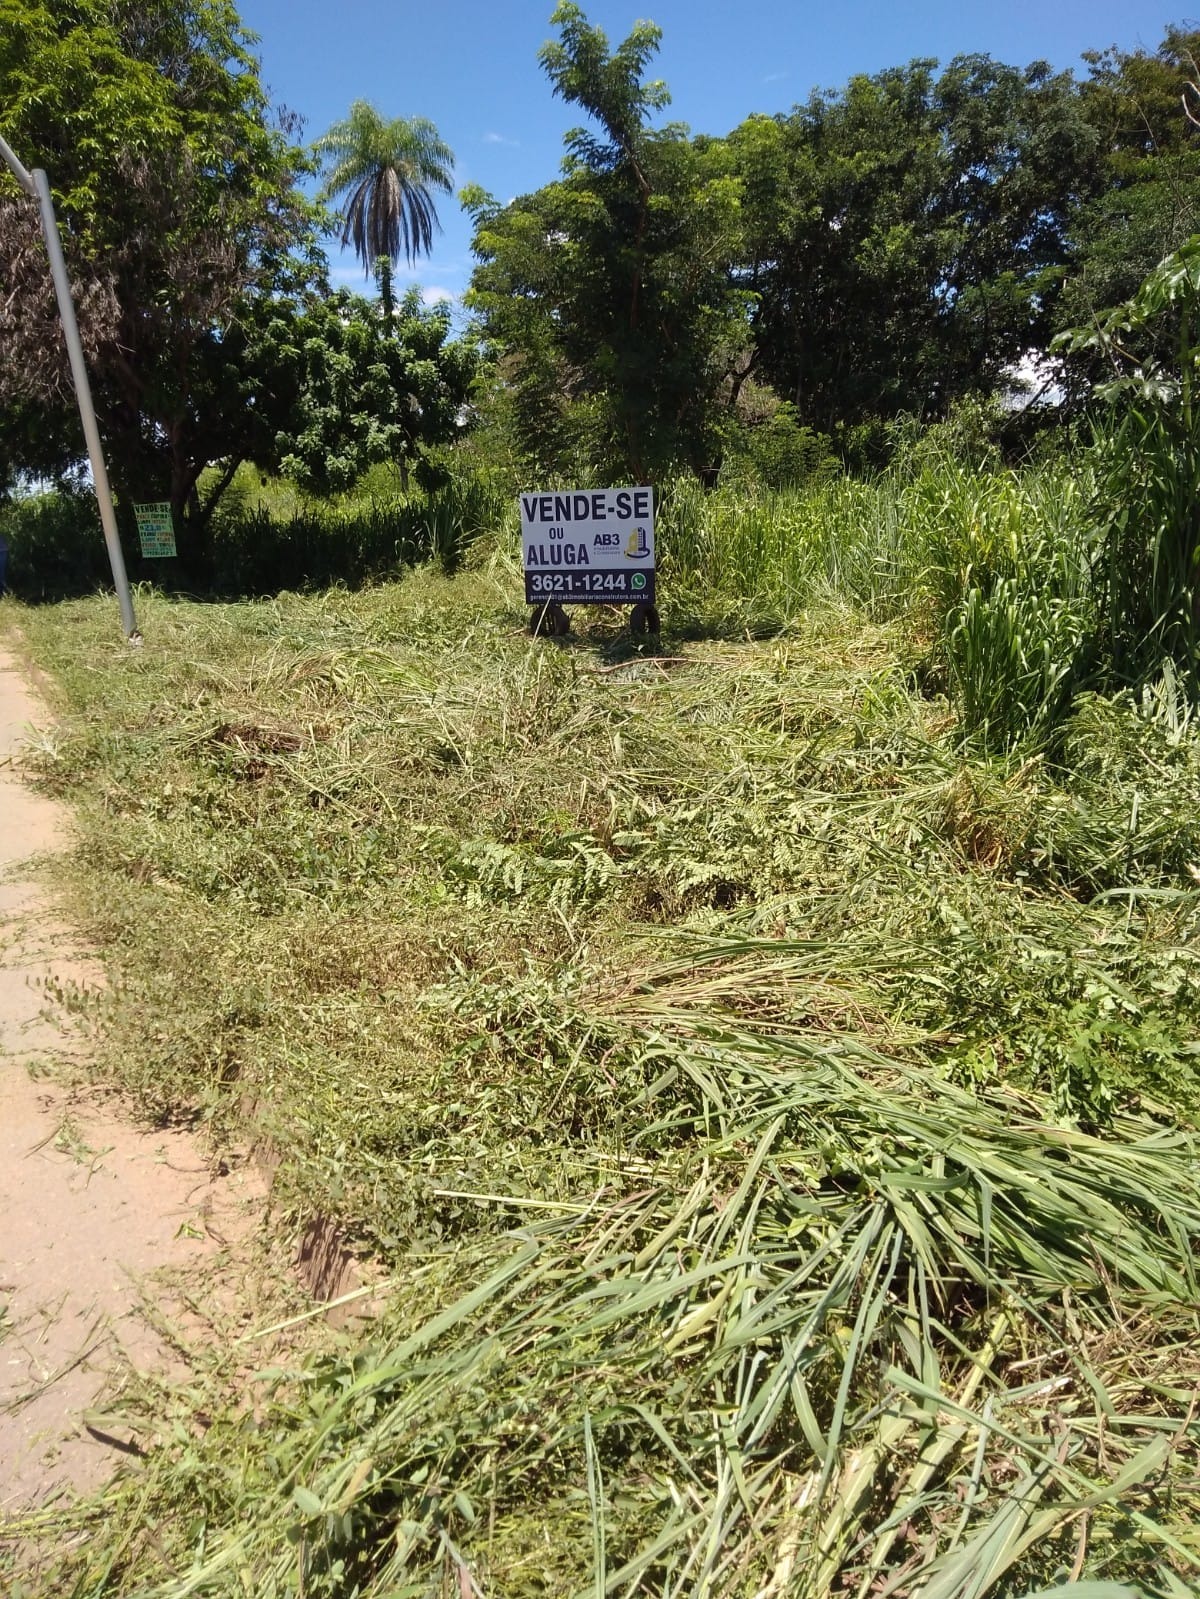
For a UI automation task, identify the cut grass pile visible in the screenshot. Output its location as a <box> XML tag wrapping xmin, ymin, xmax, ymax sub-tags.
<box><xmin>4</xmin><ymin>562</ymin><xmax>1200</xmax><ymax>1597</ymax></box>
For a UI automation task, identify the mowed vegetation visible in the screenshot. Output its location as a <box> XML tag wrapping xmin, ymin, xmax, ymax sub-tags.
<box><xmin>6</xmin><ymin>451</ymin><xmax>1200</xmax><ymax>1596</ymax></box>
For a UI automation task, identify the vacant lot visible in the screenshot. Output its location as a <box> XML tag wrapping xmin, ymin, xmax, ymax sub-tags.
<box><xmin>5</xmin><ymin>567</ymin><xmax>1200</xmax><ymax>1597</ymax></box>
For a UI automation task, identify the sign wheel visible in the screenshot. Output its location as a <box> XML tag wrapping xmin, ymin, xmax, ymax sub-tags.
<box><xmin>529</xmin><ymin>602</ymin><xmax>571</xmax><ymax>637</ymax></box>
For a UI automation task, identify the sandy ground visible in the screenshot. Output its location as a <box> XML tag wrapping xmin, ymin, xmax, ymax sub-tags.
<box><xmin>0</xmin><ymin>639</ymin><xmax>260</xmax><ymax>1512</ymax></box>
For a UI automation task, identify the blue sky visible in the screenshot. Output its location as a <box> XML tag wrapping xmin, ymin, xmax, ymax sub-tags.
<box><xmin>236</xmin><ymin>0</ymin><xmax>1190</xmax><ymax>308</ymax></box>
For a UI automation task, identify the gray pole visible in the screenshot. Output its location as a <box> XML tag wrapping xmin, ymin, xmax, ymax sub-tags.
<box><xmin>31</xmin><ymin>170</ymin><xmax>138</xmax><ymax>640</ymax></box>
<box><xmin>0</xmin><ymin>135</ymin><xmax>138</xmax><ymax>639</ymax></box>
<box><xmin>0</xmin><ymin>134</ymin><xmax>32</xmax><ymax>196</ymax></box>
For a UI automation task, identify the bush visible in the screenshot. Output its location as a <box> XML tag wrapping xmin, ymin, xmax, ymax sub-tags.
<box><xmin>0</xmin><ymin>486</ymin><xmax>121</xmax><ymax>601</ymax></box>
<box><xmin>724</xmin><ymin>403</ymin><xmax>837</xmax><ymax>490</ymax></box>
<box><xmin>1</xmin><ymin>479</ymin><xmax>513</xmax><ymax>602</ymax></box>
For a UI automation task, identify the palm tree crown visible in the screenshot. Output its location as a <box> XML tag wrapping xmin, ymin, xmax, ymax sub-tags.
<box><xmin>315</xmin><ymin>101</ymin><xmax>454</xmax><ymax>273</ymax></box>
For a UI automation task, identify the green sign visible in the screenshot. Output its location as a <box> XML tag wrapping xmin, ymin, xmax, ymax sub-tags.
<box><xmin>133</xmin><ymin>501</ymin><xmax>177</xmax><ymax>559</ymax></box>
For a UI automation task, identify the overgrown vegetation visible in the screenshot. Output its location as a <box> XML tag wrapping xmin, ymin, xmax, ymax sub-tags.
<box><xmin>0</xmin><ymin>476</ymin><xmax>508</xmax><ymax>601</ymax></box>
<box><xmin>462</xmin><ymin>9</ymin><xmax>1200</xmax><ymax>483</ymax></box>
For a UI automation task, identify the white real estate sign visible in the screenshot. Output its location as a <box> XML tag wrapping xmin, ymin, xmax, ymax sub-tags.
<box><xmin>520</xmin><ymin>486</ymin><xmax>655</xmax><ymax>605</ymax></box>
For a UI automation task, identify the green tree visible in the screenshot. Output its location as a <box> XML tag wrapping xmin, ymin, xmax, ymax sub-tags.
<box><xmin>315</xmin><ymin>102</ymin><xmax>453</xmax><ymax>320</ymax></box>
<box><xmin>729</xmin><ymin>54</ymin><xmax>1093</xmax><ymax>435</ymax></box>
<box><xmin>1054</xmin><ymin>28</ymin><xmax>1200</xmax><ymax>399</ymax></box>
<box><xmin>243</xmin><ymin>287</ymin><xmax>478</xmax><ymax>496</ymax></box>
<box><xmin>0</xmin><ymin>0</ymin><xmax>320</xmax><ymax>545</ymax></box>
<box><xmin>464</xmin><ymin>2</ymin><xmax>747</xmax><ymax>483</ymax></box>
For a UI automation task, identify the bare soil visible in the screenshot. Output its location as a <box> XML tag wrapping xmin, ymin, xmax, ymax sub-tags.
<box><xmin>0</xmin><ymin>641</ymin><xmax>262</xmax><ymax>1512</ymax></box>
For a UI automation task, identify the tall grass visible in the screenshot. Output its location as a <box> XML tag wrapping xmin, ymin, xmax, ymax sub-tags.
<box><xmin>1054</xmin><ymin>234</ymin><xmax>1200</xmax><ymax>689</ymax></box>
<box><xmin>659</xmin><ymin>454</ymin><xmax>1097</xmax><ymax>750</ymax></box>
<box><xmin>0</xmin><ymin>439</ymin><xmax>1127</xmax><ymax>754</ymax></box>
<box><xmin>0</xmin><ymin>485</ymin><xmax>113</xmax><ymax>600</ymax></box>
<box><xmin>203</xmin><ymin>477</ymin><xmax>510</xmax><ymax>593</ymax></box>
<box><xmin>0</xmin><ymin>478</ymin><xmax>512</xmax><ymax>602</ymax></box>
<box><xmin>1089</xmin><ymin>402</ymin><xmax>1200</xmax><ymax>683</ymax></box>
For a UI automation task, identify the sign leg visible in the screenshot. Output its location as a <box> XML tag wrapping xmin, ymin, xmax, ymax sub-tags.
<box><xmin>629</xmin><ymin>603</ymin><xmax>660</xmax><ymax>636</ymax></box>
<box><xmin>529</xmin><ymin>603</ymin><xmax>571</xmax><ymax>638</ymax></box>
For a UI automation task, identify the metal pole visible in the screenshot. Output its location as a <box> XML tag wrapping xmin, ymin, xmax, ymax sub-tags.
<box><xmin>30</xmin><ymin>169</ymin><xmax>138</xmax><ymax>639</ymax></box>
<box><xmin>0</xmin><ymin>134</ymin><xmax>34</xmax><ymax>196</ymax></box>
<box><xmin>1</xmin><ymin>134</ymin><xmax>138</xmax><ymax>639</ymax></box>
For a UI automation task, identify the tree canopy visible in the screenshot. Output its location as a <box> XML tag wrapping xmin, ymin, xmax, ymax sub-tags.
<box><xmin>0</xmin><ymin>0</ymin><xmax>317</xmax><ymax>530</ymax></box>
<box><xmin>728</xmin><ymin>55</ymin><xmax>1096</xmax><ymax>434</ymax></box>
<box><xmin>316</xmin><ymin>102</ymin><xmax>453</xmax><ymax>271</ymax></box>
<box><xmin>1051</xmin><ymin>26</ymin><xmax>1200</xmax><ymax>398</ymax></box>
<box><xmin>4</xmin><ymin>0</ymin><xmax>1199</xmax><ymax>522</ymax></box>
<box><xmin>243</xmin><ymin>286</ymin><xmax>478</xmax><ymax>497</ymax></box>
<box><xmin>315</xmin><ymin>102</ymin><xmax>454</xmax><ymax>320</ymax></box>
<box><xmin>0</xmin><ymin>0</ymin><xmax>480</xmax><ymax>564</ymax></box>
<box><xmin>466</xmin><ymin>11</ymin><xmax>1200</xmax><ymax>478</ymax></box>
<box><xmin>464</xmin><ymin>2</ymin><xmax>748</xmax><ymax>483</ymax></box>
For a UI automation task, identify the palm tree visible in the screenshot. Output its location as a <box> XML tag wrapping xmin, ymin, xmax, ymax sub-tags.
<box><xmin>315</xmin><ymin>102</ymin><xmax>454</xmax><ymax>318</ymax></box>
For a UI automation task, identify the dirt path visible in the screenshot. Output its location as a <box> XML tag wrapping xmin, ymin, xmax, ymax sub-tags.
<box><xmin>0</xmin><ymin>640</ymin><xmax>260</xmax><ymax>1511</ymax></box>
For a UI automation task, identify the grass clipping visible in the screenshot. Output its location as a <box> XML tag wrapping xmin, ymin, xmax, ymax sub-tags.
<box><xmin>4</xmin><ymin>573</ymin><xmax>1200</xmax><ymax>1598</ymax></box>
<box><xmin>39</xmin><ymin>1002</ymin><xmax>1200</xmax><ymax>1598</ymax></box>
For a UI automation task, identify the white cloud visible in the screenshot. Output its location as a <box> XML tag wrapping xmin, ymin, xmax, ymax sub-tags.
<box><xmin>483</xmin><ymin>131</ymin><xmax>520</xmax><ymax>147</ymax></box>
<box><xmin>421</xmin><ymin>286</ymin><xmax>457</xmax><ymax>307</ymax></box>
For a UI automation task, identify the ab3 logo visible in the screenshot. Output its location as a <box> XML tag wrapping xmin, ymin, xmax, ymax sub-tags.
<box><xmin>590</xmin><ymin>527</ymin><xmax>652</xmax><ymax>557</ymax></box>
